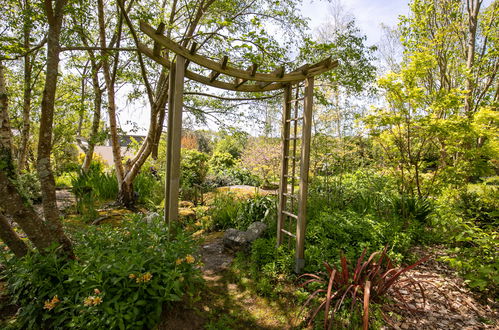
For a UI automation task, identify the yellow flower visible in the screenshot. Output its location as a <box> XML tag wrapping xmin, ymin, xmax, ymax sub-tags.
<box><xmin>44</xmin><ymin>295</ymin><xmax>60</xmax><ymax>310</ymax></box>
<box><xmin>175</xmin><ymin>258</ymin><xmax>183</xmax><ymax>265</ymax></box>
<box><xmin>84</xmin><ymin>295</ymin><xmax>103</xmax><ymax>306</ymax></box>
<box><xmin>185</xmin><ymin>255</ymin><xmax>195</xmax><ymax>264</ymax></box>
<box><xmin>44</xmin><ymin>301</ymin><xmax>55</xmax><ymax>310</ymax></box>
<box><xmin>194</xmin><ymin>221</ymin><xmax>202</xmax><ymax>227</ymax></box>
<box><xmin>83</xmin><ymin>296</ymin><xmax>94</xmax><ymax>306</ymax></box>
<box><xmin>142</xmin><ymin>272</ymin><xmax>153</xmax><ymax>282</ymax></box>
<box><xmin>94</xmin><ymin>288</ymin><xmax>101</xmax><ymax>295</ymax></box>
<box><xmin>129</xmin><ymin>273</ymin><xmax>136</xmax><ymax>279</ymax></box>
<box><xmin>92</xmin><ymin>296</ymin><xmax>103</xmax><ymax>305</ymax></box>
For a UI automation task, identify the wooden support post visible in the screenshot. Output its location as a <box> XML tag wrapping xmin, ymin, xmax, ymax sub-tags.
<box><xmin>277</xmin><ymin>84</ymin><xmax>292</xmax><ymax>246</ymax></box>
<box><xmin>164</xmin><ymin>63</ymin><xmax>176</xmax><ymax>230</ymax></box>
<box><xmin>295</xmin><ymin>77</ymin><xmax>314</xmax><ymax>273</ymax></box>
<box><xmin>166</xmin><ymin>55</ymin><xmax>186</xmax><ymax>226</ymax></box>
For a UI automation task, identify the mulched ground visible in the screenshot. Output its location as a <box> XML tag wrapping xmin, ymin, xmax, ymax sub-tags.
<box><xmin>384</xmin><ymin>246</ymin><xmax>498</xmax><ymax>330</ymax></box>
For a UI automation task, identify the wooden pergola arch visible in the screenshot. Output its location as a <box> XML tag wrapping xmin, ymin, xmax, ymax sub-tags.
<box><xmin>139</xmin><ymin>21</ymin><xmax>338</xmax><ymax>272</ymax></box>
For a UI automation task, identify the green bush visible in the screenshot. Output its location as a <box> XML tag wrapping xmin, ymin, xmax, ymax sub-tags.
<box><xmin>134</xmin><ymin>171</ymin><xmax>163</xmax><ymax>206</ymax></box>
<box><xmin>14</xmin><ymin>171</ymin><xmax>42</xmax><ymax>204</ymax></box>
<box><xmin>434</xmin><ymin>186</ymin><xmax>498</xmax><ymax>296</ymax></box>
<box><xmin>209</xmin><ymin>193</ymin><xmax>241</xmax><ymax>230</ymax></box>
<box><xmin>180</xmin><ymin>149</ymin><xmax>209</xmax><ymax>201</ymax></box>
<box><xmin>2</xmin><ymin>216</ymin><xmax>203</xmax><ymax>329</ymax></box>
<box><xmin>207</xmin><ymin>152</ymin><xmax>260</xmax><ymax>187</ymax></box>
<box><xmin>209</xmin><ymin>194</ymin><xmax>276</xmax><ymax>230</ymax></box>
<box><xmin>241</xmin><ymin>237</ymin><xmax>293</xmax><ymax>296</ymax></box>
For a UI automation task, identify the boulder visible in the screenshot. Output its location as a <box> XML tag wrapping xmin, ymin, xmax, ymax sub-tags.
<box><xmin>143</xmin><ymin>212</ymin><xmax>160</xmax><ymax>224</ymax></box>
<box><xmin>223</xmin><ymin>228</ymin><xmax>248</xmax><ymax>251</ymax></box>
<box><xmin>222</xmin><ymin>221</ymin><xmax>268</xmax><ymax>252</ymax></box>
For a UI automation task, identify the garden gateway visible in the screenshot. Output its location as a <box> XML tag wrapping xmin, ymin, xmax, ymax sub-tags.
<box><xmin>139</xmin><ymin>21</ymin><xmax>338</xmax><ymax>272</ymax></box>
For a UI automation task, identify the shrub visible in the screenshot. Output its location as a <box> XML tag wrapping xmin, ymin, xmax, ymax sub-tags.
<box><xmin>209</xmin><ymin>193</ymin><xmax>241</xmax><ymax>230</ymax></box>
<box><xmin>434</xmin><ymin>186</ymin><xmax>499</xmax><ymax>296</ymax></box>
<box><xmin>134</xmin><ymin>171</ymin><xmax>163</xmax><ymax>206</ymax></box>
<box><xmin>2</xmin><ymin>216</ymin><xmax>203</xmax><ymax>329</ymax></box>
<box><xmin>298</xmin><ymin>248</ymin><xmax>428</xmax><ymax>329</ymax></box>
<box><xmin>14</xmin><ymin>171</ymin><xmax>42</xmax><ymax>204</ymax></box>
<box><xmin>209</xmin><ymin>193</ymin><xmax>276</xmax><ymax>230</ymax></box>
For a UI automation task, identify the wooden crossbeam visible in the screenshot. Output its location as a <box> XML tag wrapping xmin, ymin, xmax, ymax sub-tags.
<box><xmin>152</xmin><ymin>22</ymin><xmax>166</xmax><ymax>56</ymax></box>
<box><xmin>138</xmin><ymin>43</ymin><xmax>286</xmax><ymax>92</ymax></box>
<box><xmin>258</xmin><ymin>66</ymin><xmax>285</xmax><ymax>89</ymax></box>
<box><xmin>234</xmin><ymin>63</ymin><xmax>258</xmax><ymax>88</ymax></box>
<box><xmin>209</xmin><ymin>55</ymin><xmax>228</xmax><ymax>82</ymax></box>
<box><xmin>140</xmin><ymin>21</ymin><xmax>337</xmax><ymax>83</ymax></box>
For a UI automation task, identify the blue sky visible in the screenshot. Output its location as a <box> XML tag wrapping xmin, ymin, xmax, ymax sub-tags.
<box><xmin>300</xmin><ymin>0</ymin><xmax>410</xmax><ymax>45</ymax></box>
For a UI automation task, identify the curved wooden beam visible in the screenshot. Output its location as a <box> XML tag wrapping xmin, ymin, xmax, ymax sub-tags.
<box><xmin>138</xmin><ymin>43</ymin><xmax>286</xmax><ymax>92</ymax></box>
<box><xmin>140</xmin><ymin>21</ymin><xmax>338</xmax><ymax>83</ymax></box>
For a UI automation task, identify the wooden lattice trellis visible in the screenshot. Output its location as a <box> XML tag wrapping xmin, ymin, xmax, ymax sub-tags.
<box><xmin>139</xmin><ymin>21</ymin><xmax>338</xmax><ymax>272</ymax></box>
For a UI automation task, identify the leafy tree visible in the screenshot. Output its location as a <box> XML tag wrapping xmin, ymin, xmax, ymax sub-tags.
<box><xmin>241</xmin><ymin>137</ymin><xmax>280</xmax><ymax>186</ymax></box>
<box><xmin>365</xmin><ymin>0</ymin><xmax>498</xmax><ymax>197</ymax></box>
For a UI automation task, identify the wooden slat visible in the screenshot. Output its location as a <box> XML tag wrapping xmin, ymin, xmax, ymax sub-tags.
<box><xmin>258</xmin><ymin>66</ymin><xmax>285</xmax><ymax>88</ymax></box>
<box><xmin>282</xmin><ymin>210</ymin><xmax>298</xmax><ymax>219</ymax></box>
<box><xmin>139</xmin><ymin>43</ymin><xmax>286</xmax><ymax>92</ymax></box>
<box><xmin>209</xmin><ymin>55</ymin><xmax>228</xmax><ymax>82</ymax></box>
<box><xmin>140</xmin><ymin>21</ymin><xmax>337</xmax><ymax>82</ymax></box>
<box><xmin>164</xmin><ymin>58</ymin><xmax>176</xmax><ymax>230</ymax></box>
<box><xmin>280</xmin><ymin>229</ymin><xmax>296</xmax><ymax>238</ymax></box>
<box><xmin>288</xmin><ymin>97</ymin><xmax>305</xmax><ymax>103</ymax></box>
<box><xmin>234</xmin><ymin>63</ymin><xmax>259</xmax><ymax>88</ymax></box>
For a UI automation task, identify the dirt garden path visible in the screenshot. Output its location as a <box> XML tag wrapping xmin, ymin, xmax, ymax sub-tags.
<box><xmin>383</xmin><ymin>246</ymin><xmax>498</xmax><ymax>330</ymax></box>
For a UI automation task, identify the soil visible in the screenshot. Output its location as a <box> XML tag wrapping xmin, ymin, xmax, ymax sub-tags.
<box><xmin>383</xmin><ymin>246</ymin><xmax>498</xmax><ymax>330</ymax></box>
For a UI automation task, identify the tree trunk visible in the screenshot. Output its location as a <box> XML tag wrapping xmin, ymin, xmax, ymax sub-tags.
<box><xmin>37</xmin><ymin>0</ymin><xmax>73</xmax><ymax>255</ymax></box>
<box><xmin>0</xmin><ymin>215</ymin><xmax>29</xmax><ymax>258</ymax></box>
<box><xmin>1</xmin><ymin>60</ymin><xmax>71</xmax><ymax>257</ymax></box>
<box><xmin>97</xmin><ymin>0</ymin><xmax>125</xmax><ymax>187</ymax></box>
<box><xmin>0</xmin><ymin>62</ymin><xmax>30</xmax><ymax>258</ymax></box>
<box><xmin>0</xmin><ymin>170</ymin><xmax>72</xmax><ymax>256</ymax></box>
<box><xmin>82</xmin><ymin>57</ymin><xmax>102</xmax><ymax>172</ymax></box>
<box><xmin>464</xmin><ymin>0</ymin><xmax>482</xmax><ymax>116</ymax></box>
<box><xmin>18</xmin><ymin>0</ymin><xmax>33</xmax><ymax>172</ymax></box>
<box><xmin>0</xmin><ymin>62</ymin><xmax>15</xmax><ymax>178</ymax></box>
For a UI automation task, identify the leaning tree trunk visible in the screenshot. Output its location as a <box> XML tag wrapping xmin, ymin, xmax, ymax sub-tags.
<box><xmin>36</xmin><ymin>0</ymin><xmax>73</xmax><ymax>256</ymax></box>
<box><xmin>0</xmin><ymin>215</ymin><xmax>29</xmax><ymax>258</ymax></box>
<box><xmin>97</xmin><ymin>0</ymin><xmax>125</xmax><ymax>190</ymax></box>
<box><xmin>1</xmin><ymin>61</ymin><xmax>70</xmax><ymax>257</ymax></box>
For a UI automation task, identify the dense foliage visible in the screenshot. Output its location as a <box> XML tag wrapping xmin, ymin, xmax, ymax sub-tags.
<box><xmin>1</xmin><ymin>216</ymin><xmax>202</xmax><ymax>329</ymax></box>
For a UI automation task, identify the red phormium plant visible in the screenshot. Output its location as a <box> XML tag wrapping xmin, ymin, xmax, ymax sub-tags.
<box><xmin>298</xmin><ymin>247</ymin><xmax>429</xmax><ymax>329</ymax></box>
